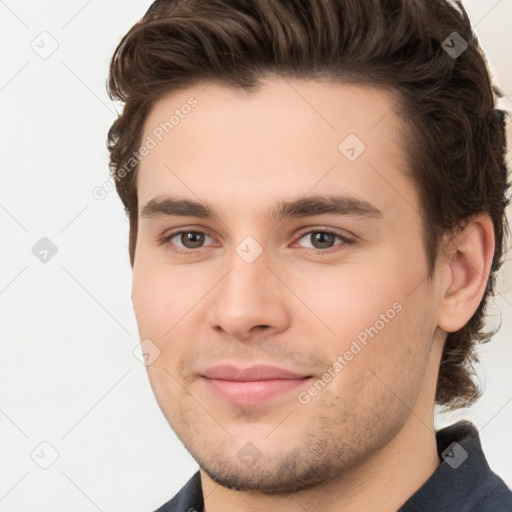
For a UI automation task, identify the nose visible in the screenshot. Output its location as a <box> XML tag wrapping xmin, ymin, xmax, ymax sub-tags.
<box><xmin>205</xmin><ymin>246</ymin><xmax>291</xmax><ymax>341</ymax></box>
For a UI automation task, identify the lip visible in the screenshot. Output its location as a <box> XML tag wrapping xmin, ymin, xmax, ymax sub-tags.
<box><xmin>202</xmin><ymin>364</ymin><xmax>308</xmax><ymax>381</ymax></box>
<box><xmin>201</xmin><ymin>365</ymin><xmax>312</xmax><ymax>405</ymax></box>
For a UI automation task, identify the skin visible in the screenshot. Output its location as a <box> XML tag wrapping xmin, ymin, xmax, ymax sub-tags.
<box><xmin>131</xmin><ymin>77</ymin><xmax>494</xmax><ymax>511</ymax></box>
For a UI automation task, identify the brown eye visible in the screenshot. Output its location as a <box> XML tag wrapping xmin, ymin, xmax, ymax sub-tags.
<box><xmin>179</xmin><ymin>232</ymin><xmax>206</xmax><ymax>249</ymax></box>
<box><xmin>162</xmin><ymin>230</ymin><xmax>214</xmax><ymax>251</ymax></box>
<box><xmin>310</xmin><ymin>231</ymin><xmax>337</xmax><ymax>249</ymax></box>
<box><xmin>297</xmin><ymin>230</ymin><xmax>349</xmax><ymax>251</ymax></box>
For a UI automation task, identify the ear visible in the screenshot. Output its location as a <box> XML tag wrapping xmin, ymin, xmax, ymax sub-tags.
<box><xmin>437</xmin><ymin>214</ymin><xmax>495</xmax><ymax>333</ymax></box>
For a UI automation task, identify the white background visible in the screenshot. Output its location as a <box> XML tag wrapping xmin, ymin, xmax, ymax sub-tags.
<box><xmin>1</xmin><ymin>1</ymin><xmax>511</xmax><ymax>511</ymax></box>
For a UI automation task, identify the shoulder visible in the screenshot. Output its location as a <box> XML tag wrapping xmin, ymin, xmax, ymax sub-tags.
<box><xmin>471</xmin><ymin>470</ymin><xmax>512</xmax><ymax>512</ymax></box>
<box><xmin>399</xmin><ymin>421</ymin><xmax>512</xmax><ymax>512</ymax></box>
<box><xmin>152</xmin><ymin>471</ymin><xmax>203</xmax><ymax>512</ymax></box>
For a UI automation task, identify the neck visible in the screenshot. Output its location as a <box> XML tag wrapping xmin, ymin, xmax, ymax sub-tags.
<box><xmin>201</xmin><ymin>413</ymin><xmax>440</xmax><ymax>512</ymax></box>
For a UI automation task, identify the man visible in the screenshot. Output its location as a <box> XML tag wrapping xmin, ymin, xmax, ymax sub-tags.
<box><xmin>106</xmin><ymin>0</ymin><xmax>511</xmax><ymax>510</ymax></box>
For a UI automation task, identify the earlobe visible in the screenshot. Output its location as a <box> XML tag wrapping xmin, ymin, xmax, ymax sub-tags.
<box><xmin>437</xmin><ymin>215</ymin><xmax>495</xmax><ymax>333</ymax></box>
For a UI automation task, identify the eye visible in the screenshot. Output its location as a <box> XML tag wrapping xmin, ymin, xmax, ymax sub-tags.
<box><xmin>159</xmin><ymin>227</ymin><xmax>353</xmax><ymax>255</ymax></box>
<box><xmin>295</xmin><ymin>229</ymin><xmax>352</xmax><ymax>253</ymax></box>
<box><xmin>160</xmin><ymin>230</ymin><xmax>215</xmax><ymax>252</ymax></box>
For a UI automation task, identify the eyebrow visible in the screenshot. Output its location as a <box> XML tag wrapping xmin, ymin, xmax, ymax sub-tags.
<box><xmin>140</xmin><ymin>194</ymin><xmax>383</xmax><ymax>222</ymax></box>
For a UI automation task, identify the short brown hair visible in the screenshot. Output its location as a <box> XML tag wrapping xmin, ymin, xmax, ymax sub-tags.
<box><xmin>106</xmin><ymin>0</ymin><xmax>509</xmax><ymax>409</ymax></box>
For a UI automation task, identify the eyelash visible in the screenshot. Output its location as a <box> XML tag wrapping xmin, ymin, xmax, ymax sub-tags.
<box><xmin>158</xmin><ymin>228</ymin><xmax>354</xmax><ymax>256</ymax></box>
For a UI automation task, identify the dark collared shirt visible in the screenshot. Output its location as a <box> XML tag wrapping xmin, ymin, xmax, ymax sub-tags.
<box><xmin>153</xmin><ymin>421</ymin><xmax>512</xmax><ymax>511</ymax></box>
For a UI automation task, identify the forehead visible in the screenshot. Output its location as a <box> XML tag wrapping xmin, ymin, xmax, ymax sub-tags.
<box><xmin>136</xmin><ymin>77</ymin><xmax>418</xmax><ymax>221</ymax></box>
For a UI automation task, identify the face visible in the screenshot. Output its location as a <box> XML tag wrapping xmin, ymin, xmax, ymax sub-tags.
<box><xmin>131</xmin><ymin>78</ymin><xmax>442</xmax><ymax>493</ymax></box>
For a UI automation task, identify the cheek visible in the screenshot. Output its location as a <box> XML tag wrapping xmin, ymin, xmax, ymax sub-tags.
<box><xmin>131</xmin><ymin>267</ymin><xmax>158</xmax><ymax>335</ymax></box>
<box><xmin>289</xmin><ymin>261</ymin><xmax>408</xmax><ymax>344</ymax></box>
<box><xmin>132</xmin><ymin>257</ymin><xmax>192</xmax><ymax>333</ymax></box>
<box><xmin>132</xmin><ymin>264</ymin><xmax>190</xmax><ymax>406</ymax></box>
<box><xmin>316</xmin><ymin>308</ymin><xmax>432</xmax><ymax>429</ymax></box>
<box><xmin>299</xmin><ymin>252</ymin><xmax>432</xmax><ymax>382</ymax></box>
<box><xmin>131</xmin><ymin>262</ymin><xmax>203</xmax><ymax>386</ymax></box>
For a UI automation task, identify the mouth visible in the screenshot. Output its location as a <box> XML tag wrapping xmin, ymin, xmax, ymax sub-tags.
<box><xmin>200</xmin><ymin>365</ymin><xmax>313</xmax><ymax>405</ymax></box>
